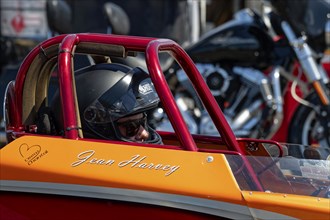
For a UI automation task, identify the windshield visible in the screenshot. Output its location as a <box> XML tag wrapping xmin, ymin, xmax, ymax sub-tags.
<box><xmin>225</xmin><ymin>152</ymin><xmax>330</xmax><ymax>198</ymax></box>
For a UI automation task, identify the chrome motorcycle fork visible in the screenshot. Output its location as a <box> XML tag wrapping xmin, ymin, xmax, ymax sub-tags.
<box><xmin>264</xmin><ymin>66</ymin><xmax>284</xmax><ymax>139</ymax></box>
<box><xmin>281</xmin><ymin>21</ymin><xmax>330</xmax><ymax>106</ymax></box>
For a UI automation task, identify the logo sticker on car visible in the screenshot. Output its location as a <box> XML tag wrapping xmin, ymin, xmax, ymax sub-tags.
<box><xmin>19</xmin><ymin>143</ymin><xmax>48</xmax><ymax>165</ymax></box>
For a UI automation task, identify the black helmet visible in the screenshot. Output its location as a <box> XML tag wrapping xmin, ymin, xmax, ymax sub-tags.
<box><xmin>52</xmin><ymin>63</ymin><xmax>162</xmax><ymax>144</ymax></box>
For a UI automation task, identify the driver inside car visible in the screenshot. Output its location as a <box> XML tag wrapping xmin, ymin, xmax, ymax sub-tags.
<box><xmin>51</xmin><ymin>63</ymin><xmax>162</xmax><ymax>144</ymax></box>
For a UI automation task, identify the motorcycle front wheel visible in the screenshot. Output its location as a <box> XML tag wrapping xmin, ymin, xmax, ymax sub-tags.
<box><xmin>288</xmin><ymin>92</ymin><xmax>330</xmax><ymax>159</ymax></box>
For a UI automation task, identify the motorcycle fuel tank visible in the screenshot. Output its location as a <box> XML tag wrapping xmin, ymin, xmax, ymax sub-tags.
<box><xmin>186</xmin><ymin>9</ymin><xmax>275</xmax><ymax>69</ymax></box>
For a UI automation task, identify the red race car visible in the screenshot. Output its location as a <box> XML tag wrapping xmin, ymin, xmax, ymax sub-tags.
<box><xmin>0</xmin><ymin>34</ymin><xmax>329</xmax><ymax>219</ymax></box>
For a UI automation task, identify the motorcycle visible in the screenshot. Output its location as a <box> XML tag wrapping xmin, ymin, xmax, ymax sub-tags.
<box><xmin>151</xmin><ymin>0</ymin><xmax>330</xmax><ymax>159</ymax></box>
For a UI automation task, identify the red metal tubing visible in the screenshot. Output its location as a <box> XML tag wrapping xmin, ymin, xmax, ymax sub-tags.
<box><xmin>58</xmin><ymin>34</ymin><xmax>80</xmax><ymax>139</ymax></box>
<box><xmin>14</xmin><ymin>35</ymin><xmax>67</xmax><ymax>129</ymax></box>
<box><xmin>147</xmin><ymin>39</ymin><xmax>242</xmax><ymax>151</ymax></box>
<box><xmin>171</xmin><ymin>43</ymin><xmax>240</xmax><ymax>152</ymax></box>
<box><xmin>146</xmin><ymin>39</ymin><xmax>263</xmax><ymax>191</ymax></box>
<box><xmin>146</xmin><ymin>39</ymin><xmax>198</xmax><ymax>151</ymax></box>
<box><xmin>13</xmin><ymin>33</ymin><xmax>264</xmax><ymax>190</ymax></box>
<box><xmin>77</xmin><ymin>33</ymin><xmax>155</xmax><ymax>52</ymax></box>
<box><xmin>13</xmin><ymin>34</ymin><xmax>153</xmax><ymax>129</ymax></box>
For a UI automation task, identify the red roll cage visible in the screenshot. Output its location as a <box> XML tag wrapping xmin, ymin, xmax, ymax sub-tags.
<box><xmin>5</xmin><ymin>33</ymin><xmax>288</xmax><ymax>191</ymax></box>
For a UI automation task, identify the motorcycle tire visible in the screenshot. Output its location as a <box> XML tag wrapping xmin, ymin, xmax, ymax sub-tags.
<box><xmin>288</xmin><ymin>92</ymin><xmax>330</xmax><ymax>159</ymax></box>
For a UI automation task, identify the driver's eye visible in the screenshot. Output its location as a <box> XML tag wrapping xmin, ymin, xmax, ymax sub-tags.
<box><xmin>125</xmin><ymin>123</ymin><xmax>141</xmax><ymax>137</ymax></box>
<box><xmin>116</xmin><ymin>114</ymin><xmax>147</xmax><ymax>137</ymax></box>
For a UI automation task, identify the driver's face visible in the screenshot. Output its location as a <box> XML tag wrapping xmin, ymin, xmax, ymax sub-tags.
<box><xmin>116</xmin><ymin>113</ymin><xmax>150</xmax><ymax>142</ymax></box>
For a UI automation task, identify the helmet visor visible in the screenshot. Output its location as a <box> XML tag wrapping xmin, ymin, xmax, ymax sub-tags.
<box><xmin>84</xmin><ymin>75</ymin><xmax>159</xmax><ymax>124</ymax></box>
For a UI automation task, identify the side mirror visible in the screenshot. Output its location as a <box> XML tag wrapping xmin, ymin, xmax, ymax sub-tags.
<box><xmin>46</xmin><ymin>0</ymin><xmax>72</xmax><ymax>34</ymax></box>
<box><xmin>103</xmin><ymin>2</ymin><xmax>130</xmax><ymax>35</ymax></box>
